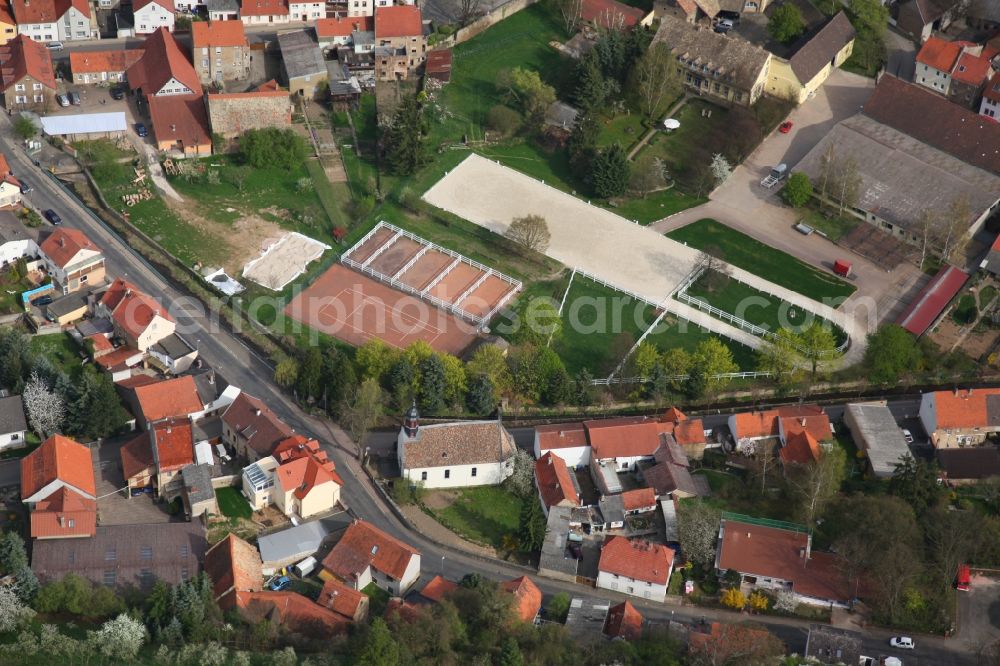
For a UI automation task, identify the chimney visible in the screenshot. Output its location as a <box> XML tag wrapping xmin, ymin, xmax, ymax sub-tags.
<box><xmin>800</xmin><ymin>418</ymin><xmax>806</xmax><ymax>427</ymax></box>
<box><xmin>255</xmin><ymin>408</ymin><xmax>262</xmax><ymax>416</ymax></box>
<box><xmin>125</xmin><ymin>288</ymin><xmax>132</xmax><ymax>297</ymax></box>
<box><xmin>208</xmin><ymin>370</ymin><xmax>215</xmax><ymax>385</ymax></box>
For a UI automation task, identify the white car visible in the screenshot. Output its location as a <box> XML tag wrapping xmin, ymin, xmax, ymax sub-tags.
<box><xmin>902</xmin><ymin>429</ymin><xmax>914</xmax><ymax>444</ymax></box>
<box><xmin>890</xmin><ymin>636</ymin><xmax>915</xmax><ymax>649</ymax></box>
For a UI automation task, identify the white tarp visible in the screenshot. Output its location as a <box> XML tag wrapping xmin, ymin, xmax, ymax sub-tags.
<box><xmin>40</xmin><ymin>112</ymin><xmax>127</xmax><ymax>136</ymax></box>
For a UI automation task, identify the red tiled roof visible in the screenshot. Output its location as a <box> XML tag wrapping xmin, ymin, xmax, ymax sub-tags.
<box><xmin>501</xmin><ymin>576</ymin><xmax>542</xmax><ymax>623</ymax></box>
<box><xmin>535</xmin><ymin>422</ymin><xmax>588</xmax><ymax>451</ymax></box>
<box><xmin>126</xmin><ymin>28</ymin><xmax>202</xmax><ymax>97</ymax></box>
<box><xmin>0</xmin><ymin>35</ymin><xmax>55</xmax><ymax>92</ymax></box>
<box><xmin>71</xmin><ymin>49</ymin><xmax>144</xmax><ymax>75</ymax></box>
<box><xmin>374</xmin><ymin>5</ymin><xmax>422</xmax><ymax>39</ymax></box>
<box><xmin>598</xmin><ymin>536</ymin><xmax>673</xmax><ymax>585</ymax></box>
<box><xmin>603</xmin><ymin>601</ymin><xmax>643</xmax><ymax>641</ymax></box>
<box><xmin>236</xmin><ymin>590</ymin><xmax>347</xmax><ymax>637</ymax></box>
<box><xmin>275</xmin><ymin>455</ymin><xmax>342</xmax><ymax>500</ymax></box>
<box><xmin>585</xmin><ymin>417</ymin><xmax>669</xmax><ymax>460</ymax></box>
<box><xmin>135</xmin><ymin>0</ymin><xmax>175</xmax><ymax>11</ymax></box>
<box><xmin>205</xmin><ymin>534</ymin><xmax>263</xmax><ymax>610</ymax></box>
<box><xmin>256</xmin><ymin>79</ymin><xmax>282</xmax><ymax>92</ymax></box>
<box><xmin>731</xmin><ymin>410</ymin><xmax>780</xmax><ymax>440</ymax></box>
<box><xmin>717</xmin><ymin>519</ymin><xmax>852</xmax><ymax>602</ymax></box>
<box><xmin>133</xmin><ymin>375</ymin><xmax>203</xmax><ymax>422</ymax></box>
<box><xmin>95</xmin><ymin>346</ymin><xmax>142</xmax><ymax>371</ymax></box>
<box><xmin>952</xmin><ymin>50</ymin><xmax>993</xmax><ymax>85</ymax></box>
<box><xmin>425</xmin><ymin>49</ymin><xmax>451</xmax><ymax>80</ymax></box>
<box><xmin>11</xmin><ymin>0</ymin><xmax>88</xmax><ymax>25</ymax></box>
<box><xmin>915</xmin><ymin>36</ymin><xmax>968</xmax><ymax>71</ymax></box>
<box><xmin>30</xmin><ymin>486</ymin><xmax>96</xmax><ymax>539</ymax></box>
<box><xmin>580</xmin><ymin>0</ymin><xmax>646</xmax><ymax>28</ymax></box>
<box><xmin>321</xmin><ymin>520</ymin><xmax>419</xmax><ymax>582</ymax></box>
<box><xmin>239</xmin><ymin>0</ymin><xmax>288</xmax><ymax>17</ymax></box>
<box><xmin>222</xmin><ymin>392</ymin><xmax>294</xmax><ymax>457</ymax></box>
<box><xmin>86</xmin><ymin>333</ymin><xmax>114</xmax><ymax>354</ymax></box>
<box><xmin>663</xmin><ymin>407</ymin><xmax>687</xmax><ymax>423</ymax></box>
<box><xmin>21</xmin><ymin>434</ymin><xmax>96</xmax><ymax>499</ymax></box>
<box><xmin>151</xmin><ymin>417</ymin><xmax>194</xmax><ymax>472</ymax></box>
<box><xmin>192</xmin><ymin>20</ymin><xmax>247</xmax><ymax>48</ymax></box>
<box><xmin>689</xmin><ymin>622</ymin><xmax>778</xmax><ymax>657</ymax></box>
<box><xmin>116</xmin><ymin>374</ymin><xmax>158</xmax><ymax>389</ymax></box>
<box><xmin>779</xmin><ymin>410</ymin><xmax>831</xmax><ymax>443</ymax></box>
<box><xmin>119</xmin><ymin>432</ymin><xmax>154</xmax><ymax>480</ymax></box>
<box><xmin>315</xmin><ymin>15</ymin><xmax>372</xmax><ymax>38</ymax></box>
<box><xmin>385</xmin><ymin>597</ymin><xmax>422</xmax><ymax>621</ymax></box>
<box><xmin>0</xmin><ymin>1</ymin><xmax>13</xmax><ymax>25</ymax></box>
<box><xmin>620</xmin><ymin>487</ymin><xmax>656</xmax><ymax>511</ymax></box>
<box><xmin>927</xmin><ymin>388</ymin><xmax>1000</xmax><ymax>430</ymax></box>
<box><xmin>317</xmin><ymin>577</ymin><xmax>367</xmax><ymax>620</ymax></box>
<box><xmin>419</xmin><ymin>575</ymin><xmax>458</xmax><ymax>602</ymax></box>
<box><xmin>672</xmin><ymin>418</ymin><xmax>705</xmax><ymax>446</ymax></box>
<box><xmin>101</xmin><ymin>277</ymin><xmax>173</xmax><ymax>342</ymax></box>
<box><xmin>896</xmin><ymin>265</ymin><xmax>969</xmax><ymax>336</ymax></box>
<box><xmin>39</xmin><ymin>227</ymin><xmax>99</xmax><ymax>269</ymax></box>
<box><xmin>779</xmin><ymin>431</ymin><xmax>822</xmax><ymax>466</ymax></box>
<box><xmin>148</xmin><ymin>93</ymin><xmax>212</xmax><ymax>151</ymax></box>
<box><xmin>863</xmin><ymin>75</ymin><xmax>1000</xmax><ymax>175</ymax></box>
<box><xmin>534</xmin><ymin>452</ymin><xmax>580</xmax><ymax>511</ymax></box>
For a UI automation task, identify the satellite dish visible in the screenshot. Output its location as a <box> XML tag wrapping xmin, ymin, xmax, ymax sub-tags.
<box><xmin>663</xmin><ymin>118</ymin><xmax>680</xmax><ymax>130</ymax></box>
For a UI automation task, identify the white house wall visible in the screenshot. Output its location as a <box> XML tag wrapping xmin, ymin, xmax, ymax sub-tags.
<box><xmin>0</xmin><ymin>239</ymin><xmax>36</xmax><ymax>266</ymax></box>
<box><xmin>403</xmin><ymin>461</ymin><xmax>510</xmax><ymax>489</ymax></box>
<box><xmin>918</xmin><ymin>393</ymin><xmax>937</xmax><ymax>439</ymax></box>
<box><xmin>596</xmin><ymin>569</ymin><xmax>669</xmax><ymax>603</ymax></box>
<box><xmin>0</xmin><ymin>429</ymin><xmax>26</xmax><ymax>450</ymax></box>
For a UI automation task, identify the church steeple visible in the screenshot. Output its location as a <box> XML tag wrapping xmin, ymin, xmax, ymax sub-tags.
<box><xmin>403</xmin><ymin>402</ymin><xmax>420</xmax><ymax>438</ymax></box>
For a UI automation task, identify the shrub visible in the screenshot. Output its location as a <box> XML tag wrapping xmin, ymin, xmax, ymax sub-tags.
<box><xmin>239</xmin><ymin>128</ymin><xmax>308</xmax><ymax>170</ymax></box>
<box><xmin>782</xmin><ymin>172</ymin><xmax>813</xmax><ymax>207</ymax></box>
<box><xmin>720</xmin><ymin>587</ymin><xmax>746</xmax><ymax>609</ymax></box>
<box><xmin>487</xmin><ymin>105</ymin><xmax>523</xmax><ymax>138</ymax></box>
<box><xmin>748</xmin><ymin>591</ymin><xmax>770</xmax><ymax>611</ymax></box>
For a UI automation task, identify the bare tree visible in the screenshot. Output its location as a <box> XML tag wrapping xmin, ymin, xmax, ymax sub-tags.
<box><xmin>693</xmin><ymin>246</ymin><xmax>730</xmax><ymax>291</ymax></box>
<box><xmin>629</xmin><ymin>155</ymin><xmax>668</xmax><ymax>198</ymax></box>
<box><xmin>833</xmin><ymin>155</ymin><xmax>861</xmax><ymax>214</ymax></box>
<box><xmin>557</xmin><ymin>0</ymin><xmax>584</xmax><ymax>34</ymax></box>
<box><xmin>747</xmin><ymin>440</ymin><xmax>779</xmax><ymax>496</ymax></box>
<box><xmin>457</xmin><ymin>0</ymin><xmax>482</xmax><ymax>26</ymax></box>
<box><xmin>917</xmin><ymin>209</ymin><xmax>938</xmax><ymax>270</ymax></box>
<box><xmin>629</xmin><ymin>43</ymin><xmax>681</xmax><ymax>119</ymax></box>
<box><xmin>341</xmin><ymin>377</ymin><xmax>384</xmax><ymax>461</ymax></box>
<box><xmin>941</xmin><ymin>193</ymin><xmax>972</xmax><ymax>263</ymax></box>
<box><xmin>22</xmin><ymin>371</ymin><xmax>64</xmax><ymax>438</ymax></box>
<box><xmin>505</xmin><ymin>214</ymin><xmax>551</xmax><ymax>253</ymax></box>
<box><xmin>786</xmin><ymin>445</ymin><xmax>846</xmax><ymax>527</ymax></box>
<box><xmin>817</xmin><ymin>142</ymin><xmax>837</xmax><ymax>199</ymax></box>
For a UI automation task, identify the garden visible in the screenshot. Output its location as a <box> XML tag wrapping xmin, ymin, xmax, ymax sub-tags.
<box><xmin>214</xmin><ymin>487</ymin><xmax>252</xmax><ymax>519</ymax></box>
<box><xmin>423</xmin><ymin>486</ymin><xmax>526</xmax><ymax>551</ymax></box>
<box><xmin>0</xmin><ymin>262</ymin><xmax>32</xmax><ymax>315</ymax></box>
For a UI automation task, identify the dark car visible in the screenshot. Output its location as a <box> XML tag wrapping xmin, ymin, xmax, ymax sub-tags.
<box><xmin>68</xmin><ymin>91</ymin><xmax>81</xmax><ymax>106</ymax></box>
<box><xmin>135</xmin><ymin>122</ymin><xmax>148</xmax><ymax>137</ymax></box>
<box><xmin>31</xmin><ymin>295</ymin><xmax>53</xmax><ymax>306</ymax></box>
<box><xmin>18</xmin><ymin>180</ymin><xmax>31</xmax><ymax>194</ymax></box>
<box><xmin>44</xmin><ymin>209</ymin><xmax>62</xmax><ymax>225</ymax></box>
<box><xmin>110</xmin><ymin>87</ymin><xmax>125</xmax><ymax>100</ymax></box>
<box><xmin>567</xmin><ymin>543</ymin><xmax>583</xmax><ymax>560</ymax></box>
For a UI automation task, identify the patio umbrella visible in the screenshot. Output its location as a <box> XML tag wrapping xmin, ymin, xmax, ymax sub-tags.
<box><xmin>663</xmin><ymin>118</ymin><xmax>680</xmax><ymax>130</ymax></box>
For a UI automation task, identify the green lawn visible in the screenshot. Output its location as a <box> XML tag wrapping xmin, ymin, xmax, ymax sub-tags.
<box><xmin>305</xmin><ymin>159</ymin><xmax>350</xmax><ymax>231</ymax></box>
<box><xmin>684</xmin><ymin>271</ymin><xmax>848</xmax><ymax>346</ymax></box>
<box><xmin>797</xmin><ymin>207</ymin><xmax>859</xmax><ymax>242</ymax></box>
<box><xmin>215</xmin><ymin>487</ymin><xmax>252</xmax><ymax>519</ymax></box>
<box><xmin>597</xmin><ymin>112</ymin><xmax>647</xmax><ymax>150</ymax></box>
<box><xmin>430</xmin><ymin>486</ymin><xmax>524</xmax><ymax>550</ymax></box>
<box><xmin>550</xmin><ymin>274</ymin><xmax>755</xmax><ymax>376</ymax></box>
<box><xmin>30</xmin><ymin>333</ymin><xmax>83</xmax><ymax>377</ymax></box>
<box><xmin>666</xmin><ymin>218</ymin><xmax>856</xmax><ymax>303</ymax></box>
<box><xmin>693</xmin><ymin>469</ymin><xmax>741</xmax><ymax>494</ymax></box>
<box><xmin>636</xmin><ymin>100</ymin><xmax>728</xmax><ymax>183</ymax></box>
<box><xmin>952</xmin><ymin>294</ymin><xmax>977</xmax><ymax>325</ymax></box>
<box><xmin>0</xmin><ymin>265</ymin><xmax>32</xmax><ymax>315</ymax></box>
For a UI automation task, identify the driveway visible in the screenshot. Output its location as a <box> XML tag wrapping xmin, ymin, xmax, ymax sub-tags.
<box><xmin>885</xmin><ymin>28</ymin><xmax>917</xmax><ymax>82</ymax></box>
<box><xmin>652</xmin><ymin>69</ymin><xmax>927</xmax><ymax>328</ymax></box>
<box><xmin>956</xmin><ymin>572</ymin><xmax>1000</xmax><ymax>655</ymax></box>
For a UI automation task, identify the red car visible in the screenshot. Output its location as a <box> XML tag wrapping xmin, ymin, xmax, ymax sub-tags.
<box><xmin>779</xmin><ymin>121</ymin><xmax>793</xmax><ymax>133</ymax></box>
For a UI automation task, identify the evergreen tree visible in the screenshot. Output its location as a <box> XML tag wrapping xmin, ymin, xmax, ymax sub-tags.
<box><xmin>567</xmin><ymin>112</ymin><xmax>601</xmax><ymax>171</ymax></box>
<box><xmin>589</xmin><ymin>143</ymin><xmax>630</xmax><ymax>198</ymax></box>
<box><xmin>499</xmin><ymin>637</ymin><xmax>525</xmax><ymax>666</ymax></box>
<box><xmin>320</xmin><ymin>345</ymin><xmax>358</xmax><ymax>418</ymax></box>
<box><xmin>573</xmin><ymin>369</ymin><xmax>596</xmax><ymax>408</ymax></box>
<box><xmin>684</xmin><ymin>365</ymin><xmax>707</xmax><ymax>400</ymax></box>
<box><xmin>385</xmin><ymin>96</ymin><xmax>426</xmax><ymax>176</ymax></box>
<box><xmin>418</xmin><ymin>355</ymin><xmax>447</xmax><ymax>415</ymax></box>
<box><xmin>466</xmin><ymin>373</ymin><xmax>496</xmax><ymax>415</ymax></box>
<box><xmin>295</xmin><ymin>347</ymin><xmax>323</xmax><ymax>401</ymax></box>
<box><xmin>65</xmin><ymin>369</ymin><xmax>128</xmax><ymax>441</ymax></box>
<box><xmin>354</xmin><ymin>618</ymin><xmax>401</xmax><ymax>666</ymax></box>
<box><xmin>518</xmin><ymin>497</ymin><xmax>546</xmax><ymax>552</ymax></box>
<box><xmin>387</xmin><ymin>357</ymin><xmax>415</xmax><ymax>407</ymax></box>
<box><xmin>574</xmin><ymin>51</ymin><xmax>612</xmax><ymax>111</ymax></box>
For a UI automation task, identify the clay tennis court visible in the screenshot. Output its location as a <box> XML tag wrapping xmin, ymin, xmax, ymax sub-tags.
<box><xmin>285</xmin><ymin>264</ymin><xmax>477</xmax><ymax>354</ymax></box>
<box><xmin>397</xmin><ymin>248</ymin><xmax>453</xmax><ymax>290</ymax></box>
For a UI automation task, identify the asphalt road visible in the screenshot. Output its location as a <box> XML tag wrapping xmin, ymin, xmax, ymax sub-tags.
<box><xmin>0</xmin><ymin>116</ymin><xmax>971</xmax><ymax>663</ymax></box>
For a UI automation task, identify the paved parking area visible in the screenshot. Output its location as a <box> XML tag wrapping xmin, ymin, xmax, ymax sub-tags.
<box><xmin>652</xmin><ymin>69</ymin><xmax>926</xmax><ymax>329</ymax></box>
<box><xmin>94</xmin><ymin>439</ymin><xmax>174</xmax><ymax>526</ymax></box>
<box><xmin>956</xmin><ymin>573</ymin><xmax>1000</xmax><ymax>654</ymax></box>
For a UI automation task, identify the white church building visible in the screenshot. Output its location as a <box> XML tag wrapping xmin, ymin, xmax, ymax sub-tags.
<box><xmin>397</xmin><ymin>406</ymin><xmax>517</xmax><ymax>489</ymax></box>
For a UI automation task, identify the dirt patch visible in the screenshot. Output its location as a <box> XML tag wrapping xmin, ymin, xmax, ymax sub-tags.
<box><xmin>423</xmin><ymin>489</ymin><xmax>458</xmax><ymax>510</ymax></box>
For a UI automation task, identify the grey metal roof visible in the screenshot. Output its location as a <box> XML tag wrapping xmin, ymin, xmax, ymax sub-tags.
<box><xmin>0</xmin><ymin>395</ymin><xmax>27</xmax><ymax>436</ymax></box>
<box><xmin>45</xmin><ymin>291</ymin><xmax>89</xmax><ymax>318</ymax></box>
<box><xmin>278</xmin><ymin>30</ymin><xmax>327</xmax><ymax>80</ymax></box>
<box><xmin>564</xmin><ymin>597</ymin><xmax>611</xmax><ymax>642</ymax></box>
<box><xmin>787</xmin><ymin>12</ymin><xmax>856</xmax><ymax>84</ymax></box>
<box><xmin>0</xmin><ymin>210</ymin><xmax>29</xmax><ymax>245</ymax></box>
<box><xmin>660</xmin><ymin>499</ymin><xmax>678</xmax><ymax>542</ymax></box>
<box><xmin>353</xmin><ymin>30</ymin><xmax>374</xmax><ymax>46</ymax></box>
<box><xmin>182</xmin><ymin>463</ymin><xmax>215</xmax><ymax>505</ymax></box>
<box><xmin>795</xmin><ymin>114</ymin><xmax>1000</xmax><ymax>233</ymax></box>
<box><xmin>258</xmin><ymin>519</ymin><xmax>330</xmax><ymax>565</ymax></box>
<box><xmin>598</xmin><ymin>494</ymin><xmax>625</xmax><ymax>526</ymax></box>
<box><xmin>207</xmin><ymin>0</ymin><xmax>239</xmax><ymax>12</ymax></box>
<box><xmin>76</xmin><ymin>317</ymin><xmax>114</xmax><ymax>337</ymax></box>
<box><xmin>538</xmin><ymin>506</ymin><xmax>579</xmax><ymax>577</ymax></box>
<box><xmin>654</xmin><ymin>15</ymin><xmax>771</xmax><ymax>90</ymax></box>
<box><xmin>844</xmin><ymin>403</ymin><xmax>911</xmax><ymax>478</ymax></box>
<box><xmin>39</xmin><ymin>112</ymin><xmax>127</xmax><ymax>137</ymax></box>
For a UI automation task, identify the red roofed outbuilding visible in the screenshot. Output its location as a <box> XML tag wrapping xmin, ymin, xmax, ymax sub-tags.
<box><xmin>21</xmin><ymin>434</ymin><xmax>96</xmax><ymax>504</ymax></box>
<box><xmin>603</xmin><ymin>601</ymin><xmax>643</xmax><ymax>641</ymax></box>
<box><xmin>317</xmin><ymin>577</ymin><xmax>369</xmax><ymax>621</ymax></box>
<box><xmin>580</xmin><ymin>0</ymin><xmax>652</xmax><ymax>30</ymax></box>
<box><xmin>502</xmin><ymin>576</ymin><xmax>542</xmax><ymax>623</ymax></box>
<box><xmin>896</xmin><ymin>265</ymin><xmax>970</xmax><ymax>337</ymax></box>
<box><xmin>205</xmin><ymin>533</ymin><xmax>263</xmax><ymax>610</ymax></box>
<box><xmin>534</xmin><ymin>451</ymin><xmax>581</xmax><ymax>515</ymax></box>
<box><xmin>236</xmin><ymin>590</ymin><xmax>348</xmax><ymax>638</ymax></box>
<box><xmin>418</xmin><ymin>574</ymin><xmax>458</xmax><ymax>603</ymax></box>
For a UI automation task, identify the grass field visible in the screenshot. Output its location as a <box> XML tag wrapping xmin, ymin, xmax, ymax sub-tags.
<box><xmin>0</xmin><ymin>265</ymin><xmax>31</xmax><ymax>315</ymax></box>
<box><xmin>798</xmin><ymin>207</ymin><xmax>859</xmax><ymax>242</ymax></box>
<box><xmin>429</xmin><ymin>486</ymin><xmax>524</xmax><ymax>550</ymax></box>
<box><xmin>636</xmin><ymin>100</ymin><xmax>728</xmax><ymax>180</ymax></box>
<box><xmin>553</xmin><ymin>274</ymin><xmax>757</xmax><ymax>375</ymax></box>
<box><xmin>215</xmin><ymin>487</ymin><xmax>252</xmax><ymax>519</ymax></box>
<box><xmin>685</xmin><ymin>271</ymin><xmax>848</xmax><ymax>345</ymax></box>
<box><xmin>30</xmin><ymin>333</ymin><xmax>83</xmax><ymax>377</ymax></box>
<box><xmin>666</xmin><ymin>218</ymin><xmax>856</xmax><ymax>303</ymax></box>
<box><xmin>363</xmin><ymin>582</ymin><xmax>391</xmax><ymax>617</ymax></box>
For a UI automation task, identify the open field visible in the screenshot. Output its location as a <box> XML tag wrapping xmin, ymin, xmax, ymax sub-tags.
<box><xmin>215</xmin><ymin>487</ymin><xmax>252</xmax><ymax>519</ymax></box>
<box><xmin>30</xmin><ymin>333</ymin><xmax>83</xmax><ymax>378</ymax></box>
<box><xmin>684</xmin><ymin>271</ymin><xmax>849</xmax><ymax>346</ymax></box>
<box><xmin>426</xmin><ymin>486</ymin><xmax>524</xmax><ymax>550</ymax></box>
<box><xmin>666</xmin><ymin>218</ymin><xmax>856</xmax><ymax>303</ymax></box>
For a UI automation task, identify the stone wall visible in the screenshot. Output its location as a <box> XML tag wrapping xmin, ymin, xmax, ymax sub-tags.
<box><xmin>432</xmin><ymin>0</ymin><xmax>537</xmax><ymax>49</ymax></box>
<box><xmin>207</xmin><ymin>93</ymin><xmax>293</xmax><ymax>138</ymax></box>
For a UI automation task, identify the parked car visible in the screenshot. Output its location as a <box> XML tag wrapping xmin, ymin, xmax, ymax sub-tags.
<box><xmin>44</xmin><ymin>209</ymin><xmax>62</xmax><ymax>225</ymax></box>
<box><xmin>567</xmin><ymin>543</ymin><xmax>583</xmax><ymax>560</ymax></box>
<box><xmin>889</xmin><ymin>636</ymin><xmax>914</xmax><ymax>649</ymax></box>
<box><xmin>779</xmin><ymin>121</ymin><xmax>794</xmax><ymax>133</ymax></box>
<box><xmin>135</xmin><ymin>122</ymin><xmax>148</xmax><ymax>137</ymax></box>
<box><xmin>68</xmin><ymin>91</ymin><xmax>81</xmax><ymax>106</ymax></box>
<box><xmin>31</xmin><ymin>295</ymin><xmax>53</xmax><ymax>306</ymax></box>
<box><xmin>56</xmin><ymin>94</ymin><xmax>70</xmax><ymax>108</ymax></box>
<box><xmin>902</xmin><ymin>428</ymin><xmax>914</xmax><ymax>444</ymax></box>
<box><xmin>110</xmin><ymin>86</ymin><xmax>125</xmax><ymax>100</ymax></box>
<box><xmin>46</xmin><ymin>41</ymin><xmax>64</xmax><ymax>51</ymax></box>
<box><xmin>270</xmin><ymin>576</ymin><xmax>292</xmax><ymax>591</ymax></box>
<box><xmin>18</xmin><ymin>180</ymin><xmax>31</xmax><ymax>194</ymax></box>
<box><xmin>713</xmin><ymin>19</ymin><xmax>733</xmax><ymax>33</ymax></box>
